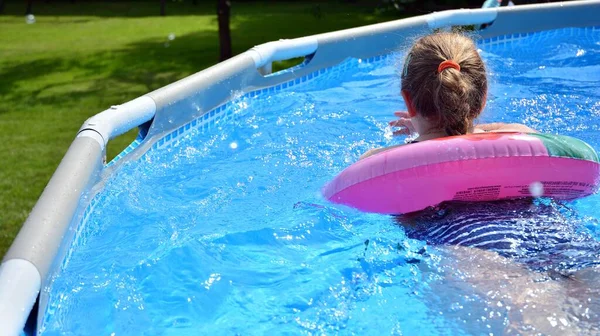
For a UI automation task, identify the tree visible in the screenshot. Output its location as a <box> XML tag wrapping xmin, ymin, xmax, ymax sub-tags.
<box><xmin>217</xmin><ymin>0</ymin><xmax>232</xmax><ymax>61</ymax></box>
<box><xmin>160</xmin><ymin>0</ymin><xmax>166</xmax><ymax>16</ymax></box>
<box><xmin>26</xmin><ymin>0</ymin><xmax>34</xmax><ymax>15</ymax></box>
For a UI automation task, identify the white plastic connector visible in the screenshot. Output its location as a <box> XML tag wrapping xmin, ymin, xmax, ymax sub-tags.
<box><xmin>77</xmin><ymin>96</ymin><xmax>156</xmax><ymax>149</ymax></box>
<box><xmin>426</xmin><ymin>8</ymin><xmax>498</xmax><ymax>29</ymax></box>
<box><xmin>248</xmin><ymin>36</ymin><xmax>318</xmax><ymax>68</ymax></box>
<box><xmin>0</xmin><ymin>259</ymin><xmax>41</xmax><ymax>336</ymax></box>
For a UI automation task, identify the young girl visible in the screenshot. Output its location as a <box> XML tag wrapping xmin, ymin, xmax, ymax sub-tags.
<box><xmin>362</xmin><ymin>32</ymin><xmax>600</xmax><ymax>333</ymax></box>
<box><xmin>361</xmin><ymin>32</ymin><xmax>535</xmax><ymax>159</ymax></box>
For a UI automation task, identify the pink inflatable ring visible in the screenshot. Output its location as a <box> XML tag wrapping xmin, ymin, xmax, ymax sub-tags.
<box><xmin>323</xmin><ymin>132</ymin><xmax>600</xmax><ymax>214</ymax></box>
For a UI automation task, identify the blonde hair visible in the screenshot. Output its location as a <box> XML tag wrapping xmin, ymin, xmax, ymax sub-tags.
<box><xmin>401</xmin><ymin>32</ymin><xmax>488</xmax><ymax>136</ymax></box>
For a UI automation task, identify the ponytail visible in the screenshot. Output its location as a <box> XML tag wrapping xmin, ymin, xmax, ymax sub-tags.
<box><xmin>435</xmin><ymin>64</ymin><xmax>474</xmax><ymax>136</ymax></box>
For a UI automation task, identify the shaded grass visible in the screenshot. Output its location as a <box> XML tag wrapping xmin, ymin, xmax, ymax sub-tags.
<box><xmin>0</xmin><ymin>1</ymin><xmax>396</xmax><ymax>255</ymax></box>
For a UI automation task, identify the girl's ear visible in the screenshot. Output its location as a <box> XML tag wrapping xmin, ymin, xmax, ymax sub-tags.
<box><xmin>401</xmin><ymin>90</ymin><xmax>417</xmax><ymax>118</ymax></box>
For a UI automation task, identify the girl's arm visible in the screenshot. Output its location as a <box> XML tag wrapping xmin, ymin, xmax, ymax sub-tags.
<box><xmin>362</xmin><ymin>120</ymin><xmax>536</xmax><ymax>161</ymax></box>
<box><xmin>359</xmin><ymin>145</ymin><xmax>404</xmax><ymax>160</ymax></box>
<box><xmin>360</xmin><ymin>111</ymin><xmax>415</xmax><ymax>160</ymax></box>
<box><xmin>474</xmin><ymin>123</ymin><xmax>537</xmax><ymax>133</ymax></box>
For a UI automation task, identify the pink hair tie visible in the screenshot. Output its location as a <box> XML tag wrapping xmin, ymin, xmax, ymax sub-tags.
<box><xmin>437</xmin><ymin>60</ymin><xmax>461</xmax><ymax>73</ymax></box>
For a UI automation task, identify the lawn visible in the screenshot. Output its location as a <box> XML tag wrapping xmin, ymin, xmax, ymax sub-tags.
<box><xmin>0</xmin><ymin>1</ymin><xmax>396</xmax><ymax>255</ymax></box>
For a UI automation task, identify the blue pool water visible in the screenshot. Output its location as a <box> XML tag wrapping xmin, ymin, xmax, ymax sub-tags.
<box><xmin>40</xmin><ymin>27</ymin><xmax>600</xmax><ymax>335</ymax></box>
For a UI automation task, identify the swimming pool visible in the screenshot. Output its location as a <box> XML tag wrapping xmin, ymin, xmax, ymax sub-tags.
<box><xmin>2</xmin><ymin>1</ymin><xmax>600</xmax><ymax>335</ymax></box>
<box><xmin>39</xmin><ymin>26</ymin><xmax>600</xmax><ymax>335</ymax></box>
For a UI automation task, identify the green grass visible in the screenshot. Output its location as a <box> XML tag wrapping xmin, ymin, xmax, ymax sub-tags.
<box><xmin>0</xmin><ymin>1</ymin><xmax>396</xmax><ymax>255</ymax></box>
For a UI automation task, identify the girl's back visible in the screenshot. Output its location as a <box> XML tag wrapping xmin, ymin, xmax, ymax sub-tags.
<box><xmin>401</xmin><ymin>199</ymin><xmax>600</xmax><ymax>274</ymax></box>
